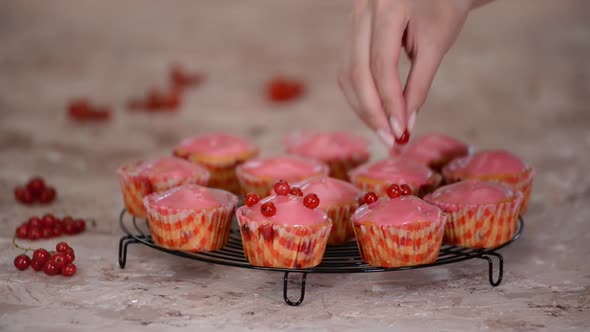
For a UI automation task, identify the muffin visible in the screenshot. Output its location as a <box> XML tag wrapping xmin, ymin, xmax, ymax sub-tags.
<box><xmin>283</xmin><ymin>131</ymin><xmax>370</xmax><ymax>180</ymax></box>
<box><xmin>236</xmin><ymin>193</ymin><xmax>332</xmax><ymax>268</ymax></box>
<box><xmin>292</xmin><ymin>176</ymin><xmax>361</xmax><ymax>245</ymax></box>
<box><xmin>392</xmin><ymin>133</ymin><xmax>470</xmax><ymax>170</ymax></box>
<box><xmin>143</xmin><ymin>184</ymin><xmax>238</xmax><ymax>251</ymax></box>
<box><xmin>173</xmin><ymin>133</ymin><xmax>258</xmax><ymax>194</ymax></box>
<box><xmin>117</xmin><ymin>156</ymin><xmax>210</xmax><ymax>218</ymax></box>
<box><xmin>424</xmin><ymin>180</ymin><xmax>523</xmax><ymax>248</ymax></box>
<box><xmin>348</xmin><ymin>158</ymin><xmax>441</xmax><ymax>197</ymax></box>
<box><xmin>236</xmin><ymin>155</ymin><xmax>329</xmax><ymax>197</ymax></box>
<box><xmin>352</xmin><ymin>195</ymin><xmax>447</xmax><ymax>268</ymax></box>
<box><xmin>442</xmin><ymin>149</ymin><xmax>534</xmax><ymax>213</ymax></box>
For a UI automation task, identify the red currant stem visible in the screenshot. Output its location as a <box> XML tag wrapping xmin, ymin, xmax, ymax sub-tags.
<box><xmin>12</xmin><ymin>236</ymin><xmax>34</xmax><ymax>253</ymax></box>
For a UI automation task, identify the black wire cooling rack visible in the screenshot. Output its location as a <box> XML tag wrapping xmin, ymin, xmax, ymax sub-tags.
<box><xmin>118</xmin><ymin>209</ymin><xmax>523</xmax><ymax>306</ymax></box>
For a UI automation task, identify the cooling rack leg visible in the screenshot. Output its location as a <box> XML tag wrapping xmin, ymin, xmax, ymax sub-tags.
<box><xmin>283</xmin><ymin>272</ymin><xmax>308</xmax><ymax>306</ymax></box>
<box><xmin>118</xmin><ymin>236</ymin><xmax>138</xmax><ymax>269</ymax></box>
<box><xmin>479</xmin><ymin>252</ymin><xmax>504</xmax><ymax>287</ymax></box>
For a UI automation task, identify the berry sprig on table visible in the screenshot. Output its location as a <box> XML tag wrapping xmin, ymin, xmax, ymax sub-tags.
<box><xmin>14</xmin><ymin>176</ymin><xmax>57</xmax><ymax>205</ymax></box>
<box><xmin>15</xmin><ymin>214</ymin><xmax>88</xmax><ymax>241</ymax></box>
<box><xmin>13</xmin><ymin>241</ymin><xmax>77</xmax><ymax>277</ymax></box>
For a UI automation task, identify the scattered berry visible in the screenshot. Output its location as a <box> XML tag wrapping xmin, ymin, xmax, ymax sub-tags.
<box><xmin>273</xmin><ymin>180</ymin><xmax>290</xmax><ymax>196</ymax></box>
<box><xmin>170</xmin><ymin>65</ymin><xmax>204</xmax><ymax>89</ymax></box>
<box><xmin>50</xmin><ymin>253</ymin><xmax>66</xmax><ymax>269</ymax></box>
<box><xmin>26</xmin><ymin>177</ymin><xmax>46</xmax><ymax>197</ymax></box>
<box><xmin>31</xmin><ymin>258</ymin><xmax>44</xmax><ymax>271</ymax></box>
<box><xmin>68</xmin><ymin>98</ymin><xmax>111</xmax><ymax>122</ymax></box>
<box><xmin>303</xmin><ymin>193</ymin><xmax>320</xmax><ymax>209</ymax></box>
<box><xmin>363</xmin><ymin>192</ymin><xmax>379</xmax><ymax>205</ymax></box>
<box><xmin>29</xmin><ymin>216</ymin><xmax>43</xmax><ymax>228</ymax></box>
<box><xmin>41</xmin><ymin>214</ymin><xmax>57</xmax><ymax>228</ymax></box>
<box><xmin>28</xmin><ymin>227</ymin><xmax>41</xmax><ymax>241</ymax></box>
<box><xmin>260</xmin><ymin>202</ymin><xmax>277</xmax><ymax>217</ymax></box>
<box><xmin>395</xmin><ymin>130</ymin><xmax>410</xmax><ymax>145</ymax></box>
<box><xmin>62</xmin><ymin>263</ymin><xmax>77</xmax><ymax>277</ymax></box>
<box><xmin>14</xmin><ymin>214</ymin><xmax>88</xmax><ymax>241</ymax></box>
<box><xmin>56</xmin><ymin>242</ymin><xmax>70</xmax><ymax>253</ymax></box>
<box><xmin>16</xmin><ymin>224</ymin><xmax>28</xmax><ymax>239</ymax></box>
<box><xmin>52</xmin><ymin>224</ymin><xmax>64</xmax><ymax>237</ymax></box>
<box><xmin>289</xmin><ymin>187</ymin><xmax>303</xmax><ymax>197</ymax></box>
<box><xmin>267</xmin><ymin>77</ymin><xmax>305</xmax><ymax>103</ymax></box>
<box><xmin>400</xmin><ymin>184</ymin><xmax>413</xmax><ymax>196</ymax></box>
<box><xmin>14</xmin><ymin>255</ymin><xmax>31</xmax><ymax>271</ymax></box>
<box><xmin>386</xmin><ymin>184</ymin><xmax>402</xmax><ymax>199</ymax></box>
<box><xmin>63</xmin><ymin>248</ymin><xmax>76</xmax><ymax>264</ymax></box>
<box><xmin>43</xmin><ymin>262</ymin><xmax>60</xmax><ymax>276</ymax></box>
<box><xmin>74</xmin><ymin>219</ymin><xmax>86</xmax><ymax>233</ymax></box>
<box><xmin>244</xmin><ymin>193</ymin><xmax>260</xmax><ymax>207</ymax></box>
<box><xmin>14</xmin><ymin>177</ymin><xmax>58</xmax><ymax>205</ymax></box>
<box><xmin>32</xmin><ymin>249</ymin><xmax>51</xmax><ymax>265</ymax></box>
<box><xmin>39</xmin><ymin>187</ymin><xmax>57</xmax><ymax>204</ymax></box>
<box><xmin>41</xmin><ymin>228</ymin><xmax>53</xmax><ymax>239</ymax></box>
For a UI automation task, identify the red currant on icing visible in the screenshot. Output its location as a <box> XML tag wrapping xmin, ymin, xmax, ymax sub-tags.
<box><xmin>303</xmin><ymin>193</ymin><xmax>320</xmax><ymax>209</ymax></box>
<box><xmin>289</xmin><ymin>187</ymin><xmax>303</xmax><ymax>197</ymax></box>
<box><xmin>64</xmin><ymin>248</ymin><xmax>76</xmax><ymax>264</ymax></box>
<box><xmin>26</xmin><ymin>177</ymin><xmax>46</xmax><ymax>196</ymax></box>
<box><xmin>363</xmin><ymin>192</ymin><xmax>379</xmax><ymax>205</ymax></box>
<box><xmin>395</xmin><ymin>130</ymin><xmax>410</xmax><ymax>145</ymax></box>
<box><xmin>16</xmin><ymin>224</ymin><xmax>28</xmax><ymax>239</ymax></box>
<box><xmin>43</xmin><ymin>262</ymin><xmax>60</xmax><ymax>276</ymax></box>
<box><xmin>62</xmin><ymin>263</ymin><xmax>77</xmax><ymax>277</ymax></box>
<box><xmin>33</xmin><ymin>248</ymin><xmax>51</xmax><ymax>265</ymax></box>
<box><xmin>39</xmin><ymin>187</ymin><xmax>56</xmax><ymax>204</ymax></box>
<box><xmin>56</xmin><ymin>242</ymin><xmax>70</xmax><ymax>253</ymax></box>
<box><xmin>386</xmin><ymin>184</ymin><xmax>402</xmax><ymax>199</ymax></box>
<box><xmin>260</xmin><ymin>202</ymin><xmax>277</xmax><ymax>217</ymax></box>
<box><xmin>50</xmin><ymin>253</ymin><xmax>66</xmax><ymax>269</ymax></box>
<box><xmin>273</xmin><ymin>180</ymin><xmax>290</xmax><ymax>196</ymax></box>
<box><xmin>14</xmin><ymin>254</ymin><xmax>31</xmax><ymax>271</ymax></box>
<box><xmin>244</xmin><ymin>193</ymin><xmax>260</xmax><ymax>207</ymax></box>
<box><xmin>400</xmin><ymin>184</ymin><xmax>412</xmax><ymax>196</ymax></box>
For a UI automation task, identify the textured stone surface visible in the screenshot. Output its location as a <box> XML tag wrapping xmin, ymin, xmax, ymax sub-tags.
<box><xmin>1</xmin><ymin>1</ymin><xmax>589</xmax><ymax>331</ymax></box>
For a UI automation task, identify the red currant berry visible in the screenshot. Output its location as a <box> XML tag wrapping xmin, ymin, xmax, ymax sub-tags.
<box><xmin>363</xmin><ymin>192</ymin><xmax>379</xmax><ymax>205</ymax></box>
<box><xmin>63</xmin><ymin>248</ymin><xmax>75</xmax><ymax>264</ymax></box>
<box><xmin>14</xmin><ymin>186</ymin><xmax>27</xmax><ymax>200</ymax></box>
<box><xmin>62</xmin><ymin>263</ymin><xmax>77</xmax><ymax>277</ymax></box>
<box><xmin>14</xmin><ymin>254</ymin><xmax>31</xmax><ymax>270</ymax></box>
<box><xmin>386</xmin><ymin>184</ymin><xmax>402</xmax><ymax>199</ymax></box>
<box><xmin>289</xmin><ymin>187</ymin><xmax>303</xmax><ymax>197</ymax></box>
<box><xmin>357</xmin><ymin>196</ymin><xmax>365</xmax><ymax>206</ymax></box>
<box><xmin>74</xmin><ymin>219</ymin><xmax>86</xmax><ymax>233</ymax></box>
<box><xmin>400</xmin><ymin>184</ymin><xmax>413</xmax><ymax>196</ymax></box>
<box><xmin>28</xmin><ymin>216</ymin><xmax>43</xmax><ymax>228</ymax></box>
<box><xmin>16</xmin><ymin>224</ymin><xmax>29</xmax><ymax>239</ymax></box>
<box><xmin>244</xmin><ymin>193</ymin><xmax>260</xmax><ymax>207</ymax></box>
<box><xmin>303</xmin><ymin>193</ymin><xmax>320</xmax><ymax>209</ymax></box>
<box><xmin>28</xmin><ymin>227</ymin><xmax>41</xmax><ymax>240</ymax></box>
<box><xmin>41</xmin><ymin>214</ymin><xmax>57</xmax><ymax>228</ymax></box>
<box><xmin>31</xmin><ymin>258</ymin><xmax>44</xmax><ymax>271</ymax></box>
<box><xmin>32</xmin><ymin>248</ymin><xmax>51</xmax><ymax>265</ymax></box>
<box><xmin>260</xmin><ymin>202</ymin><xmax>277</xmax><ymax>217</ymax></box>
<box><xmin>395</xmin><ymin>130</ymin><xmax>410</xmax><ymax>145</ymax></box>
<box><xmin>50</xmin><ymin>253</ymin><xmax>66</xmax><ymax>269</ymax></box>
<box><xmin>56</xmin><ymin>242</ymin><xmax>70</xmax><ymax>253</ymax></box>
<box><xmin>64</xmin><ymin>220</ymin><xmax>76</xmax><ymax>235</ymax></box>
<box><xmin>52</xmin><ymin>224</ymin><xmax>64</xmax><ymax>237</ymax></box>
<box><xmin>39</xmin><ymin>187</ymin><xmax>56</xmax><ymax>204</ymax></box>
<box><xmin>273</xmin><ymin>180</ymin><xmax>290</xmax><ymax>196</ymax></box>
<box><xmin>41</xmin><ymin>228</ymin><xmax>53</xmax><ymax>239</ymax></box>
<box><xmin>26</xmin><ymin>177</ymin><xmax>46</xmax><ymax>197</ymax></box>
<box><xmin>15</xmin><ymin>187</ymin><xmax>34</xmax><ymax>205</ymax></box>
<box><xmin>267</xmin><ymin>78</ymin><xmax>305</xmax><ymax>103</ymax></box>
<box><xmin>43</xmin><ymin>262</ymin><xmax>60</xmax><ymax>276</ymax></box>
<box><xmin>61</xmin><ymin>216</ymin><xmax>73</xmax><ymax>224</ymax></box>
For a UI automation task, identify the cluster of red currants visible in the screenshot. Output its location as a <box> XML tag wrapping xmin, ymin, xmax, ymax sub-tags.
<box><xmin>361</xmin><ymin>184</ymin><xmax>414</xmax><ymax>205</ymax></box>
<box><xmin>14</xmin><ymin>242</ymin><xmax>77</xmax><ymax>277</ymax></box>
<box><xmin>244</xmin><ymin>180</ymin><xmax>320</xmax><ymax>217</ymax></box>
<box><xmin>15</xmin><ymin>214</ymin><xmax>87</xmax><ymax>241</ymax></box>
<box><xmin>14</xmin><ymin>176</ymin><xmax>57</xmax><ymax>205</ymax></box>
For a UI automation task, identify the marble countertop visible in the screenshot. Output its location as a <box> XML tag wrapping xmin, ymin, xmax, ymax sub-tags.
<box><xmin>1</xmin><ymin>1</ymin><xmax>589</xmax><ymax>331</ymax></box>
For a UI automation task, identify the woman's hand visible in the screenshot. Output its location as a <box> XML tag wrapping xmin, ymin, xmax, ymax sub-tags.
<box><xmin>339</xmin><ymin>0</ymin><xmax>490</xmax><ymax>146</ymax></box>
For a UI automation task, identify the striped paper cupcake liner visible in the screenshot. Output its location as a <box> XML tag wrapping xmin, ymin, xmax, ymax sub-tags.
<box><xmin>325</xmin><ymin>157</ymin><xmax>369</xmax><ymax>181</ymax></box>
<box><xmin>325</xmin><ymin>203</ymin><xmax>358</xmax><ymax>246</ymax></box>
<box><xmin>236</xmin><ymin>168</ymin><xmax>329</xmax><ymax>198</ymax></box>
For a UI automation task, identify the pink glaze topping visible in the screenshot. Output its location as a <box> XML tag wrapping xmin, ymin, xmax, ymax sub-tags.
<box><xmin>445</xmin><ymin>150</ymin><xmax>527</xmax><ymax>176</ymax></box>
<box><xmin>284</xmin><ymin>131</ymin><xmax>369</xmax><ymax>160</ymax></box>
<box><xmin>147</xmin><ymin>184</ymin><xmax>237</xmax><ymax>210</ymax></box>
<box><xmin>293</xmin><ymin>176</ymin><xmax>360</xmax><ymax>207</ymax></box>
<box><xmin>349</xmin><ymin>158</ymin><xmax>434</xmax><ymax>185</ymax></box>
<box><xmin>397</xmin><ymin>133</ymin><xmax>469</xmax><ymax>164</ymax></box>
<box><xmin>176</xmin><ymin>134</ymin><xmax>257</xmax><ymax>158</ymax></box>
<box><xmin>424</xmin><ymin>180</ymin><xmax>514</xmax><ymax>206</ymax></box>
<box><xmin>137</xmin><ymin>157</ymin><xmax>209</xmax><ymax>180</ymax></box>
<box><xmin>238</xmin><ymin>194</ymin><xmax>329</xmax><ymax>226</ymax></box>
<box><xmin>238</xmin><ymin>156</ymin><xmax>328</xmax><ymax>179</ymax></box>
<box><xmin>352</xmin><ymin>195</ymin><xmax>442</xmax><ymax>226</ymax></box>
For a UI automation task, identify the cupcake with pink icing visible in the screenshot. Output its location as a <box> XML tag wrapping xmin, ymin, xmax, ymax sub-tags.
<box><xmin>144</xmin><ymin>184</ymin><xmax>238</xmax><ymax>251</ymax></box>
<box><xmin>117</xmin><ymin>157</ymin><xmax>210</xmax><ymax>218</ymax></box>
<box><xmin>442</xmin><ymin>149</ymin><xmax>534</xmax><ymax>213</ymax></box>
<box><xmin>424</xmin><ymin>180</ymin><xmax>522</xmax><ymax>248</ymax></box>
<box><xmin>352</xmin><ymin>194</ymin><xmax>447</xmax><ymax>268</ymax></box>
<box><xmin>173</xmin><ymin>133</ymin><xmax>259</xmax><ymax>194</ymax></box>
<box><xmin>392</xmin><ymin>133</ymin><xmax>470</xmax><ymax>170</ymax></box>
<box><xmin>290</xmin><ymin>176</ymin><xmax>361</xmax><ymax>245</ymax></box>
<box><xmin>283</xmin><ymin>131</ymin><xmax>370</xmax><ymax>180</ymax></box>
<box><xmin>236</xmin><ymin>187</ymin><xmax>332</xmax><ymax>268</ymax></box>
<box><xmin>236</xmin><ymin>155</ymin><xmax>329</xmax><ymax>197</ymax></box>
<box><xmin>348</xmin><ymin>158</ymin><xmax>441</xmax><ymax>197</ymax></box>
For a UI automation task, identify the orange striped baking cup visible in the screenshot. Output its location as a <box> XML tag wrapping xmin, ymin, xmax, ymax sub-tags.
<box><xmin>325</xmin><ymin>203</ymin><xmax>358</xmax><ymax>246</ymax></box>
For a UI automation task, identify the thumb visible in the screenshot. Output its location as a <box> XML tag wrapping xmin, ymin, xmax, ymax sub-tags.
<box><xmin>403</xmin><ymin>50</ymin><xmax>443</xmax><ymax>133</ymax></box>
